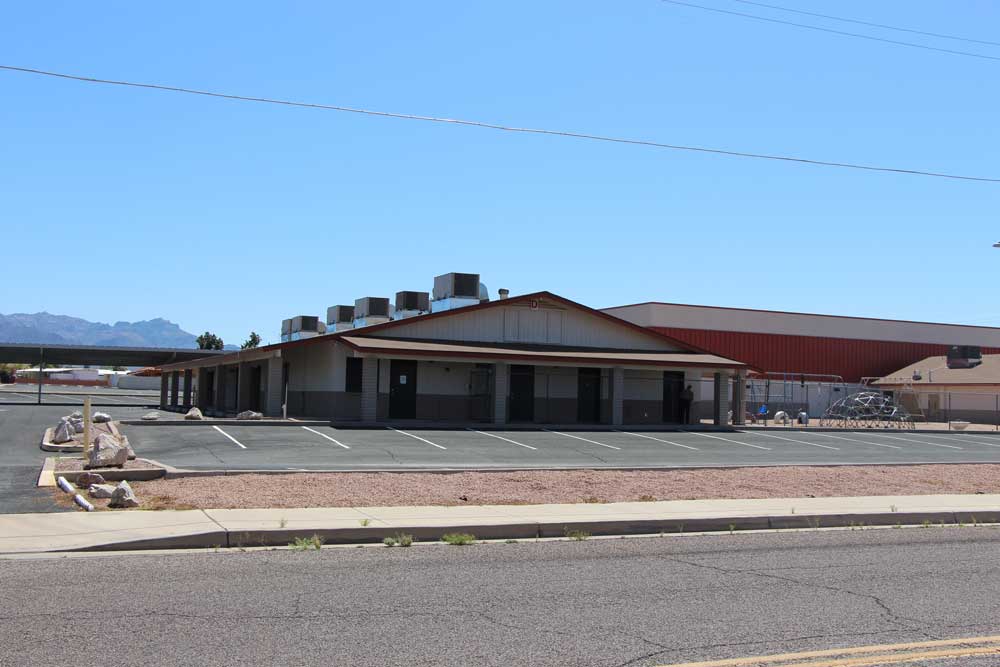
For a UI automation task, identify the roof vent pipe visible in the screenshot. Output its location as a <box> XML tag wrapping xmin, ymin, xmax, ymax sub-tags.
<box><xmin>498</xmin><ymin>288</ymin><xmax>509</xmax><ymax>300</ymax></box>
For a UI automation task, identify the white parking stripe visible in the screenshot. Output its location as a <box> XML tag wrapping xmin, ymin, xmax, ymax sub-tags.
<box><xmin>913</xmin><ymin>432</ymin><xmax>1000</xmax><ymax>449</ymax></box>
<box><xmin>302</xmin><ymin>426</ymin><xmax>350</xmax><ymax>449</ymax></box>
<box><xmin>543</xmin><ymin>429</ymin><xmax>622</xmax><ymax>450</ymax></box>
<box><xmin>469</xmin><ymin>429</ymin><xmax>537</xmax><ymax>450</ymax></box>
<box><xmin>213</xmin><ymin>425</ymin><xmax>247</xmax><ymax>449</ymax></box>
<box><xmin>867</xmin><ymin>432</ymin><xmax>962</xmax><ymax>450</ymax></box>
<box><xmin>389</xmin><ymin>427</ymin><xmax>446</xmax><ymax>450</ymax></box>
<box><xmin>811</xmin><ymin>432</ymin><xmax>902</xmax><ymax>450</ymax></box>
<box><xmin>948</xmin><ymin>432</ymin><xmax>1000</xmax><ymax>448</ymax></box>
<box><xmin>616</xmin><ymin>430</ymin><xmax>698</xmax><ymax>450</ymax></box>
<box><xmin>754</xmin><ymin>432</ymin><xmax>839</xmax><ymax>450</ymax></box>
<box><xmin>682</xmin><ymin>430</ymin><xmax>771</xmax><ymax>450</ymax></box>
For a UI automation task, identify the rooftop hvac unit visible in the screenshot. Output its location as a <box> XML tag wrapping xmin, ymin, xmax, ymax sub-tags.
<box><xmin>433</xmin><ymin>273</ymin><xmax>480</xmax><ymax>300</ymax></box>
<box><xmin>395</xmin><ymin>291</ymin><xmax>430</xmax><ymax>312</ymax></box>
<box><xmin>354</xmin><ymin>297</ymin><xmax>390</xmax><ymax>319</ymax></box>
<box><xmin>327</xmin><ymin>305</ymin><xmax>355</xmax><ymax>325</ymax></box>
<box><xmin>947</xmin><ymin>345</ymin><xmax>983</xmax><ymax>369</ymax></box>
<box><xmin>291</xmin><ymin>315</ymin><xmax>320</xmax><ymax>333</ymax></box>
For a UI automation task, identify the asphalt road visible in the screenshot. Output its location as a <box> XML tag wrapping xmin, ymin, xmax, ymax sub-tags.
<box><xmin>124</xmin><ymin>421</ymin><xmax>1000</xmax><ymax>471</ymax></box>
<box><xmin>4</xmin><ymin>529</ymin><xmax>1000</xmax><ymax>666</ymax></box>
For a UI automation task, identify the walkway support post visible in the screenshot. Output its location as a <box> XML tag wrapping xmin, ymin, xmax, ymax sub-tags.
<box><xmin>732</xmin><ymin>370</ymin><xmax>747</xmax><ymax>426</ymax></box>
<box><xmin>611</xmin><ymin>367</ymin><xmax>624</xmax><ymax>426</ymax></box>
<box><xmin>493</xmin><ymin>362</ymin><xmax>508</xmax><ymax>425</ymax></box>
<box><xmin>360</xmin><ymin>356</ymin><xmax>379</xmax><ymax>423</ymax></box>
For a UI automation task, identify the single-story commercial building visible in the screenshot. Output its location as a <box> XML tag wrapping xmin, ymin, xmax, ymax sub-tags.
<box><xmin>874</xmin><ymin>353</ymin><xmax>1000</xmax><ymax>424</ymax></box>
<box><xmin>158</xmin><ymin>285</ymin><xmax>748</xmax><ymax>426</ymax></box>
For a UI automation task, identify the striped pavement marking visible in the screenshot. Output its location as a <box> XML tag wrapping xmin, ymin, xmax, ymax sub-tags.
<box><xmin>867</xmin><ymin>432</ymin><xmax>962</xmax><ymax>450</ymax></box>
<box><xmin>212</xmin><ymin>425</ymin><xmax>247</xmax><ymax>449</ymax></box>
<box><xmin>301</xmin><ymin>426</ymin><xmax>350</xmax><ymax>449</ymax></box>
<box><xmin>681</xmin><ymin>430</ymin><xmax>770</xmax><ymax>450</ymax></box>
<box><xmin>389</xmin><ymin>427</ymin><xmax>446</xmax><ymax>450</ymax></box>
<box><xmin>616</xmin><ymin>430</ymin><xmax>698</xmax><ymax>450</ymax></box>
<box><xmin>754</xmin><ymin>431</ymin><xmax>839</xmax><ymax>450</ymax></box>
<box><xmin>543</xmin><ymin>429</ymin><xmax>622</xmax><ymax>450</ymax></box>
<box><xmin>469</xmin><ymin>429</ymin><xmax>537</xmax><ymax>450</ymax></box>
<box><xmin>810</xmin><ymin>431</ymin><xmax>902</xmax><ymax>449</ymax></box>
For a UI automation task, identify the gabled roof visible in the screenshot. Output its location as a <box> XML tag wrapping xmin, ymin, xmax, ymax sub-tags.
<box><xmin>338</xmin><ymin>336</ymin><xmax>745</xmax><ymax>369</ymax></box>
<box><xmin>875</xmin><ymin>354</ymin><xmax>1000</xmax><ymax>387</ymax></box>
<box><xmin>160</xmin><ymin>291</ymin><xmax>744</xmax><ymax>371</ymax></box>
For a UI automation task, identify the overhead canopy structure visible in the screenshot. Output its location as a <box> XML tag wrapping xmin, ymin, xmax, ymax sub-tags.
<box><xmin>0</xmin><ymin>342</ymin><xmax>224</xmax><ymax>368</ymax></box>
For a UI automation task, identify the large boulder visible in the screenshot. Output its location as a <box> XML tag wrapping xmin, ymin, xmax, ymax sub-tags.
<box><xmin>92</xmin><ymin>412</ymin><xmax>112</xmax><ymax>423</ymax></box>
<box><xmin>51</xmin><ymin>419</ymin><xmax>75</xmax><ymax>444</ymax></box>
<box><xmin>85</xmin><ymin>433</ymin><xmax>128</xmax><ymax>469</ymax></box>
<box><xmin>68</xmin><ymin>416</ymin><xmax>85</xmax><ymax>434</ymax></box>
<box><xmin>109</xmin><ymin>481</ymin><xmax>139</xmax><ymax>509</ymax></box>
<box><xmin>184</xmin><ymin>407</ymin><xmax>204</xmax><ymax>420</ymax></box>
<box><xmin>76</xmin><ymin>471</ymin><xmax>106</xmax><ymax>487</ymax></box>
<box><xmin>237</xmin><ymin>411</ymin><xmax>263</xmax><ymax>420</ymax></box>
<box><xmin>88</xmin><ymin>483</ymin><xmax>116</xmax><ymax>499</ymax></box>
<box><xmin>120</xmin><ymin>435</ymin><xmax>137</xmax><ymax>460</ymax></box>
<box><xmin>69</xmin><ymin>411</ymin><xmax>82</xmax><ymax>419</ymax></box>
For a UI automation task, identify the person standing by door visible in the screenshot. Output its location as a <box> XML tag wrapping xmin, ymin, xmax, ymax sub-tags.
<box><xmin>679</xmin><ymin>385</ymin><xmax>694</xmax><ymax>424</ymax></box>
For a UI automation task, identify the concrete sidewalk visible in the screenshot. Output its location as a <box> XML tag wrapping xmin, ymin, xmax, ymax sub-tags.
<box><xmin>3</xmin><ymin>494</ymin><xmax>1000</xmax><ymax>554</ymax></box>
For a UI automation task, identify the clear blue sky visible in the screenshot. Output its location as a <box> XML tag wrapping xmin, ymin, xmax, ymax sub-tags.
<box><xmin>2</xmin><ymin>1</ymin><xmax>998</xmax><ymax>346</ymax></box>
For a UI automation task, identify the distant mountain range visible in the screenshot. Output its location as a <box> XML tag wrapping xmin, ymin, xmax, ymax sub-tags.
<box><xmin>0</xmin><ymin>312</ymin><xmax>199</xmax><ymax>349</ymax></box>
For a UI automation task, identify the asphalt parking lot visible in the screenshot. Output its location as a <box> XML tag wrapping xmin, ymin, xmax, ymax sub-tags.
<box><xmin>0</xmin><ymin>384</ymin><xmax>159</xmax><ymax>407</ymax></box>
<box><xmin>124</xmin><ymin>420</ymin><xmax>1000</xmax><ymax>471</ymax></box>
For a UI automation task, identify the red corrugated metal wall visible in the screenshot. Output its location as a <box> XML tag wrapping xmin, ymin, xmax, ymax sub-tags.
<box><xmin>653</xmin><ymin>327</ymin><xmax>1000</xmax><ymax>383</ymax></box>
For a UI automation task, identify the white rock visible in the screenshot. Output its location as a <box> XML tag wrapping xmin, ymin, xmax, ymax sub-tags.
<box><xmin>184</xmin><ymin>407</ymin><xmax>204</xmax><ymax>420</ymax></box>
<box><xmin>141</xmin><ymin>411</ymin><xmax>160</xmax><ymax>421</ymax></box>
<box><xmin>51</xmin><ymin>419</ymin><xmax>75</xmax><ymax>444</ymax></box>
<box><xmin>236</xmin><ymin>410</ymin><xmax>263</xmax><ymax>420</ymax></box>
<box><xmin>92</xmin><ymin>412</ymin><xmax>112</xmax><ymax>423</ymax></box>
<box><xmin>120</xmin><ymin>435</ymin><xmax>137</xmax><ymax>460</ymax></box>
<box><xmin>86</xmin><ymin>433</ymin><xmax>128</xmax><ymax>469</ymax></box>
<box><xmin>69</xmin><ymin>411</ymin><xmax>82</xmax><ymax>419</ymax></box>
<box><xmin>88</xmin><ymin>483</ymin><xmax>116</xmax><ymax>499</ymax></box>
<box><xmin>109</xmin><ymin>480</ymin><xmax>139</xmax><ymax>509</ymax></box>
<box><xmin>69</xmin><ymin>417</ymin><xmax>85</xmax><ymax>434</ymax></box>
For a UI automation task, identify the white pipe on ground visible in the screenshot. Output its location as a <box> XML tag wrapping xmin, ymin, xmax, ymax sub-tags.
<box><xmin>56</xmin><ymin>476</ymin><xmax>75</xmax><ymax>494</ymax></box>
<box><xmin>73</xmin><ymin>494</ymin><xmax>94</xmax><ymax>512</ymax></box>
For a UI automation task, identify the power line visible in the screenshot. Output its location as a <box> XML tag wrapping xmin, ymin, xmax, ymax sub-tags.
<box><xmin>732</xmin><ymin>0</ymin><xmax>1000</xmax><ymax>48</ymax></box>
<box><xmin>661</xmin><ymin>0</ymin><xmax>1000</xmax><ymax>63</ymax></box>
<box><xmin>1</xmin><ymin>63</ymin><xmax>998</xmax><ymax>183</ymax></box>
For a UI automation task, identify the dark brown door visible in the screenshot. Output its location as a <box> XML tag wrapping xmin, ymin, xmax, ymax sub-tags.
<box><xmin>663</xmin><ymin>371</ymin><xmax>685</xmax><ymax>423</ymax></box>
<box><xmin>577</xmin><ymin>368</ymin><xmax>602</xmax><ymax>423</ymax></box>
<box><xmin>508</xmin><ymin>365</ymin><xmax>534</xmax><ymax>422</ymax></box>
<box><xmin>389</xmin><ymin>360</ymin><xmax>417</xmax><ymax>419</ymax></box>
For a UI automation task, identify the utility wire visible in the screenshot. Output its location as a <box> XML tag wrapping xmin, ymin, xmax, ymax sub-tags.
<box><xmin>2</xmin><ymin>63</ymin><xmax>998</xmax><ymax>183</ymax></box>
<box><xmin>661</xmin><ymin>0</ymin><xmax>1000</xmax><ymax>63</ymax></box>
<box><xmin>731</xmin><ymin>0</ymin><xmax>1000</xmax><ymax>49</ymax></box>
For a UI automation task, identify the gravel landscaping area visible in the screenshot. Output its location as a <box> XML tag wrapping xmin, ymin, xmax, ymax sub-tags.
<box><xmin>77</xmin><ymin>464</ymin><xmax>1000</xmax><ymax>510</ymax></box>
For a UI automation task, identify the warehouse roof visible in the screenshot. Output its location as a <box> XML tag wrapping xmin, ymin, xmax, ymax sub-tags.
<box><xmin>339</xmin><ymin>336</ymin><xmax>745</xmax><ymax>369</ymax></box>
<box><xmin>875</xmin><ymin>355</ymin><xmax>1000</xmax><ymax>387</ymax></box>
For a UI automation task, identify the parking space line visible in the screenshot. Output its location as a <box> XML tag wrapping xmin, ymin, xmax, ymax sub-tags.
<box><xmin>867</xmin><ymin>432</ymin><xmax>962</xmax><ymax>450</ymax></box>
<box><xmin>469</xmin><ymin>429</ymin><xmax>537</xmax><ymax>450</ymax></box>
<box><xmin>948</xmin><ymin>432</ymin><xmax>1000</xmax><ymax>448</ymax></box>
<box><xmin>389</xmin><ymin>427</ymin><xmax>447</xmax><ymax>450</ymax></box>
<box><xmin>754</xmin><ymin>432</ymin><xmax>839</xmax><ymax>450</ymax></box>
<box><xmin>543</xmin><ymin>429</ymin><xmax>622</xmax><ymax>450</ymax></box>
<box><xmin>616</xmin><ymin>430</ymin><xmax>698</xmax><ymax>450</ymax></box>
<box><xmin>212</xmin><ymin>425</ymin><xmax>247</xmax><ymax>449</ymax></box>
<box><xmin>912</xmin><ymin>432</ymin><xmax>1000</xmax><ymax>449</ymax></box>
<box><xmin>811</xmin><ymin>432</ymin><xmax>902</xmax><ymax>449</ymax></box>
<box><xmin>301</xmin><ymin>426</ymin><xmax>350</xmax><ymax>449</ymax></box>
<box><xmin>683</xmin><ymin>430</ymin><xmax>770</xmax><ymax>450</ymax></box>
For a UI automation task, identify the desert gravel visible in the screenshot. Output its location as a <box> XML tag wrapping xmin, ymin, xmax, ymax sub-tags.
<box><xmin>116</xmin><ymin>464</ymin><xmax>1000</xmax><ymax>510</ymax></box>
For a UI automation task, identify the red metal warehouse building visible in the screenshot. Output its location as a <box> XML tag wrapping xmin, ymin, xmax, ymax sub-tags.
<box><xmin>602</xmin><ymin>302</ymin><xmax>1000</xmax><ymax>383</ymax></box>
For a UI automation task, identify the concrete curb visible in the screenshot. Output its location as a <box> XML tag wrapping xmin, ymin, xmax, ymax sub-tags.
<box><xmin>120</xmin><ymin>419</ymin><xmax>329</xmax><ymax>427</ymax></box>
<box><xmin>38</xmin><ymin>457</ymin><xmax>167</xmax><ymax>486</ymax></box>
<box><xmin>69</xmin><ymin>509</ymin><xmax>1000</xmax><ymax>552</ymax></box>
<box><xmin>40</xmin><ymin>427</ymin><xmax>83</xmax><ymax>453</ymax></box>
